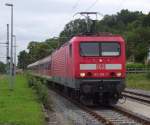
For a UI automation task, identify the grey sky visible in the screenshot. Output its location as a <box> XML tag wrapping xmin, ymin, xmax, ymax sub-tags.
<box><xmin>0</xmin><ymin>0</ymin><xmax>150</xmax><ymax>63</ymax></box>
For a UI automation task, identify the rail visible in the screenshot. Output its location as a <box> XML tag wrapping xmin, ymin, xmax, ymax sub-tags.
<box><xmin>32</xmin><ymin>74</ymin><xmax>150</xmax><ymax>125</ymax></box>
<box><xmin>123</xmin><ymin>90</ymin><xmax>150</xmax><ymax>104</ymax></box>
<box><xmin>48</xmin><ymin>85</ymin><xmax>150</xmax><ymax>125</ymax></box>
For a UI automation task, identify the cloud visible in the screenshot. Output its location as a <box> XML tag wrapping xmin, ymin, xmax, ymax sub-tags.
<box><xmin>0</xmin><ymin>0</ymin><xmax>150</xmax><ymax>63</ymax></box>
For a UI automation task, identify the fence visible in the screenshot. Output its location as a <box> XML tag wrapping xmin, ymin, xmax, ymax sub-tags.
<box><xmin>127</xmin><ymin>68</ymin><xmax>150</xmax><ymax>73</ymax></box>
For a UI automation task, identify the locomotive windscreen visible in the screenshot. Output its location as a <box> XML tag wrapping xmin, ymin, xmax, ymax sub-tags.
<box><xmin>80</xmin><ymin>42</ymin><xmax>120</xmax><ymax>56</ymax></box>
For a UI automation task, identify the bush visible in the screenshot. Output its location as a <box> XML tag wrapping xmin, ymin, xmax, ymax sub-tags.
<box><xmin>146</xmin><ymin>72</ymin><xmax>150</xmax><ymax>79</ymax></box>
<box><xmin>126</xmin><ymin>63</ymin><xmax>146</xmax><ymax>69</ymax></box>
<box><xmin>147</xmin><ymin>64</ymin><xmax>150</xmax><ymax>68</ymax></box>
<box><xmin>26</xmin><ymin>72</ymin><xmax>34</xmax><ymax>87</ymax></box>
<box><xmin>35</xmin><ymin>81</ymin><xmax>48</xmax><ymax>105</ymax></box>
<box><xmin>28</xmin><ymin>76</ymin><xmax>35</xmax><ymax>87</ymax></box>
<box><xmin>27</xmin><ymin>74</ymin><xmax>51</xmax><ymax>109</ymax></box>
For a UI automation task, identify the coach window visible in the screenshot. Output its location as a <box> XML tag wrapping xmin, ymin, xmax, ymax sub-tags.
<box><xmin>69</xmin><ymin>44</ymin><xmax>72</xmax><ymax>57</ymax></box>
<box><xmin>49</xmin><ymin>62</ymin><xmax>51</xmax><ymax>70</ymax></box>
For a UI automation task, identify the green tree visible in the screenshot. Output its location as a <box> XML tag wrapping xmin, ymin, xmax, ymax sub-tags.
<box><xmin>27</xmin><ymin>39</ymin><xmax>58</xmax><ymax>63</ymax></box>
<box><xmin>142</xmin><ymin>12</ymin><xmax>150</xmax><ymax>27</ymax></box>
<box><xmin>117</xmin><ymin>9</ymin><xmax>143</xmax><ymax>25</ymax></box>
<box><xmin>18</xmin><ymin>50</ymin><xmax>29</xmax><ymax>69</ymax></box>
<box><xmin>18</xmin><ymin>38</ymin><xmax>58</xmax><ymax>69</ymax></box>
<box><xmin>0</xmin><ymin>61</ymin><xmax>6</xmax><ymax>74</ymax></box>
<box><xmin>59</xmin><ymin>19</ymin><xmax>87</xmax><ymax>43</ymax></box>
<box><xmin>125</xmin><ymin>27</ymin><xmax>150</xmax><ymax>62</ymax></box>
<box><xmin>18</xmin><ymin>9</ymin><xmax>150</xmax><ymax>65</ymax></box>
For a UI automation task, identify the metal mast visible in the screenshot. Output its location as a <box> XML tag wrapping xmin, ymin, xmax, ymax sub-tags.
<box><xmin>5</xmin><ymin>3</ymin><xmax>14</xmax><ymax>90</ymax></box>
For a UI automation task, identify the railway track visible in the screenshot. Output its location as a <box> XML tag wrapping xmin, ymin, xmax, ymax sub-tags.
<box><xmin>48</xmin><ymin>86</ymin><xmax>150</xmax><ymax>125</ymax></box>
<box><xmin>93</xmin><ymin>107</ymin><xmax>141</xmax><ymax>125</ymax></box>
<box><xmin>80</xmin><ymin>104</ymin><xmax>150</xmax><ymax>125</ymax></box>
<box><xmin>122</xmin><ymin>90</ymin><xmax>150</xmax><ymax>104</ymax></box>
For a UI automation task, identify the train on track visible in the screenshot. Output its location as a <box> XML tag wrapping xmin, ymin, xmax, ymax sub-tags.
<box><xmin>28</xmin><ymin>33</ymin><xmax>126</xmax><ymax>105</ymax></box>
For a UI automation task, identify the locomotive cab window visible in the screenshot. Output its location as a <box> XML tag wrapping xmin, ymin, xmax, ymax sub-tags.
<box><xmin>80</xmin><ymin>42</ymin><xmax>120</xmax><ymax>57</ymax></box>
<box><xmin>80</xmin><ymin>43</ymin><xmax>99</xmax><ymax>56</ymax></box>
<box><xmin>101</xmin><ymin>43</ymin><xmax>120</xmax><ymax>56</ymax></box>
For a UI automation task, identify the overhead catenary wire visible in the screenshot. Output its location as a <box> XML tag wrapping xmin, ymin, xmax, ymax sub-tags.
<box><xmin>0</xmin><ymin>42</ymin><xmax>7</xmax><ymax>62</ymax></box>
<box><xmin>72</xmin><ymin>0</ymin><xmax>80</xmax><ymax>10</ymax></box>
<box><xmin>56</xmin><ymin>0</ymin><xmax>104</xmax><ymax>44</ymax></box>
<box><xmin>56</xmin><ymin>0</ymin><xmax>103</xmax><ymax>38</ymax></box>
<box><xmin>54</xmin><ymin>0</ymin><xmax>81</xmax><ymax>39</ymax></box>
<box><xmin>0</xmin><ymin>25</ymin><xmax>6</xmax><ymax>38</ymax></box>
<box><xmin>0</xmin><ymin>42</ymin><xmax>6</xmax><ymax>44</ymax></box>
<box><xmin>0</xmin><ymin>25</ymin><xmax>7</xmax><ymax>62</ymax></box>
<box><xmin>55</xmin><ymin>0</ymin><xmax>83</xmax><ymax>42</ymax></box>
<box><xmin>85</xmin><ymin>0</ymin><xmax>99</xmax><ymax>11</ymax></box>
<box><xmin>118</xmin><ymin>0</ymin><xmax>126</xmax><ymax>10</ymax></box>
<box><xmin>66</xmin><ymin>0</ymin><xmax>82</xmax><ymax>23</ymax></box>
<box><xmin>0</xmin><ymin>46</ymin><xmax>7</xmax><ymax>47</ymax></box>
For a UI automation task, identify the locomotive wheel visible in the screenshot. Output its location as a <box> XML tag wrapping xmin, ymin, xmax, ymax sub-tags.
<box><xmin>70</xmin><ymin>90</ymin><xmax>80</xmax><ymax>101</ymax></box>
<box><xmin>102</xmin><ymin>93</ymin><xmax>119</xmax><ymax>106</ymax></box>
<box><xmin>70</xmin><ymin>90</ymin><xmax>75</xmax><ymax>99</ymax></box>
<box><xmin>80</xmin><ymin>95</ymin><xmax>94</xmax><ymax>106</ymax></box>
<box><xmin>108</xmin><ymin>94</ymin><xmax>119</xmax><ymax>105</ymax></box>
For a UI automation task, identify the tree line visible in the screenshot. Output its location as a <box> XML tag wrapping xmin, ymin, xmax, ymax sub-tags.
<box><xmin>0</xmin><ymin>61</ymin><xmax>6</xmax><ymax>74</ymax></box>
<box><xmin>18</xmin><ymin>9</ymin><xmax>150</xmax><ymax>69</ymax></box>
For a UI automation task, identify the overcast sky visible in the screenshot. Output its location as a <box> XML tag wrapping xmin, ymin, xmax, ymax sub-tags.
<box><xmin>0</xmin><ymin>0</ymin><xmax>150</xmax><ymax>63</ymax></box>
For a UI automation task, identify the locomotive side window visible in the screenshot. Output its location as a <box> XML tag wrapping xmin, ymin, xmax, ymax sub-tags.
<box><xmin>80</xmin><ymin>42</ymin><xmax>120</xmax><ymax>56</ymax></box>
<box><xmin>69</xmin><ymin>44</ymin><xmax>72</xmax><ymax>57</ymax></box>
<box><xmin>80</xmin><ymin>43</ymin><xmax>99</xmax><ymax>56</ymax></box>
<box><xmin>101</xmin><ymin>43</ymin><xmax>120</xmax><ymax>56</ymax></box>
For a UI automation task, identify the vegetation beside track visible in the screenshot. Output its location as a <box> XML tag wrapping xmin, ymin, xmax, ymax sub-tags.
<box><xmin>27</xmin><ymin>74</ymin><xmax>51</xmax><ymax>110</ymax></box>
<box><xmin>127</xmin><ymin>73</ymin><xmax>150</xmax><ymax>91</ymax></box>
<box><xmin>126</xmin><ymin>63</ymin><xmax>149</xmax><ymax>69</ymax></box>
<box><xmin>0</xmin><ymin>75</ymin><xmax>45</xmax><ymax>125</ymax></box>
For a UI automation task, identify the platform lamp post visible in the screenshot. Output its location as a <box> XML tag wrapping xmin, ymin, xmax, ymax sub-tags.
<box><xmin>13</xmin><ymin>35</ymin><xmax>16</xmax><ymax>78</ymax></box>
<box><xmin>5</xmin><ymin>3</ymin><xmax>14</xmax><ymax>90</ymax></box>
<box><xmin>6</xmin><ymin>24</ymin><xmax>10</xmax><ymax>73</ymax></box>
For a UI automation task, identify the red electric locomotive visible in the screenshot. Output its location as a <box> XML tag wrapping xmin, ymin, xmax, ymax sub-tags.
<box><xmin>28</xmin><ymin>33</ymin><xmax>126</xmax><ymax>105</ymax></box>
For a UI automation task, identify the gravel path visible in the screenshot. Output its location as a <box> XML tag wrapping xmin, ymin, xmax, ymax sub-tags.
<box><xmin>46</xmin><ymin>88</ymin><xmax>150</xmax><ymax>125</ymax></box>
<box><xmin>117</xmin><ymin>98</ymin><xmax>150</xmax><ymax>119</ymax></box>
<box><xmin>47</xmin><ymin>89</ymin><xmax>103</xmax><ymax>125</ymax></box>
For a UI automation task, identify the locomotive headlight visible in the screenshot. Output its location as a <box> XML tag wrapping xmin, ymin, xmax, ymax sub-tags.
<box><xmin>116</xmin><ymin>72</ymin><xmax>122</xmax><ymax>77</ymax></box>
<box><xmin>80</xmin><ymin>73</ymin><xmax>85</xmax><ymax>77</ymax></box>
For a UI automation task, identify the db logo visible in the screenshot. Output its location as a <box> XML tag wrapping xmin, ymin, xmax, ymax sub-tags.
<box><xmin>96</xmin><ymin>64</ymin><xmax>105</xmax><ymax>70</ymax></box>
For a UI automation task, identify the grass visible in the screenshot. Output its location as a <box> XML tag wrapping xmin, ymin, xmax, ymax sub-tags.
<box><xmin>0</xmin><ymin>75</ymin><xmax>45</xmax><ymax>125</ymax></box>
<box><xmin>126</xmin><ymin>73</ymin><xmax>150</xmax><ymax>91</ymax></box>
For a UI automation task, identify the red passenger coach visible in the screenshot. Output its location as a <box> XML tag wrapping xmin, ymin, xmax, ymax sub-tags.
<box><xmin>28</xmin><ymin>34</ymin><xmax>126</xmax><ymax>105</ymax></box>
<box><xmin>28</xmin><ymin>55</ymin><xmax>51</xmax><ymax>77</ymax></box>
